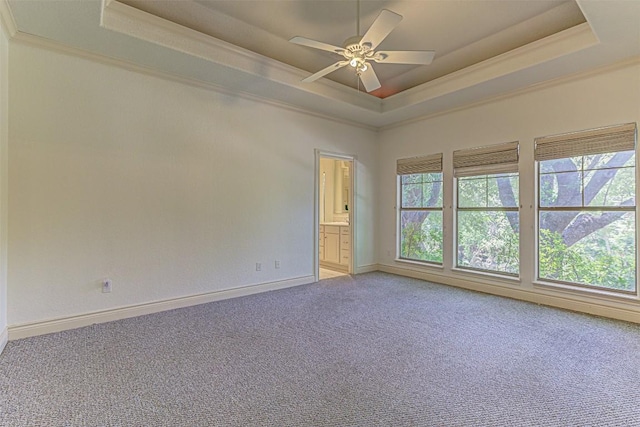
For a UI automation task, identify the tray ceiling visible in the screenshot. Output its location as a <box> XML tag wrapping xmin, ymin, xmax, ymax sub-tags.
<box><xmin>4</xmin><ymin>0</ymin><xmax>640</xmax><ymax>127</ymax></box>
<box><xmin>119</xmin><ymin>0</ymin><xmax>586</xmax><ymax>98</ymax></box>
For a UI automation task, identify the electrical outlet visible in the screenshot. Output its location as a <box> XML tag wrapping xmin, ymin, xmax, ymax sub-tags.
<box><xmin>256</xmin><ymin>263</ymin><xmax>261</xmax><ymax>271</ymax></box>
<box><xmin>275</xmin><ymin>260</ymin><xmax>280</xmax><ymax>269</ymax></box>
<box><xmin>102</xmin><ymin>279</ymin><xmax>112</xmax><ymax>293</ymax></box>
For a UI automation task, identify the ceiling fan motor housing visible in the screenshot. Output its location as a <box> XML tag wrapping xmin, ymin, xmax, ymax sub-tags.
<box><xmin>343</xmin><ymin>36</ymin><xmax>375</xmax><ymax>74</ymax></box>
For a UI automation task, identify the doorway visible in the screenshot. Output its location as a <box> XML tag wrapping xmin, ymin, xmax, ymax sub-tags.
<box><xmin>315</xmin><ymin>151</ymin><xmax>354</xmax><ymax>281</ymax></box>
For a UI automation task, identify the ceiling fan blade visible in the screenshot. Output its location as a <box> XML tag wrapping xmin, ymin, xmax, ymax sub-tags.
<box><xmin>359</xmin><ymin>65</ymin><xmax>381</xmax><ymax>93</ymax></box>
<box><xmin>289</xmin><ymin>36</ymin><xmax>345</xmax><ymax>55</ymax></box>
<box><xmin>360</xmin><ymin>9</ymin><xmax>402</xmax><ymax>51</ymax></box>
<box><xmin>302</xmin><ymin>61</ymin><xmax>349</xmax><ymax>83</ymax></box>
<box><xmin>374</xmin><ymin>50</ymin><xmax>436</xmax><ymax>65</ymax></box>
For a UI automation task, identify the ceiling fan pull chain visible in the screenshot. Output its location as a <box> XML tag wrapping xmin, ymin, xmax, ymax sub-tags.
<box><xmin>356</xmin><ymin>0</ymin><xmax>360</xmax><ymax>36</ymax></box>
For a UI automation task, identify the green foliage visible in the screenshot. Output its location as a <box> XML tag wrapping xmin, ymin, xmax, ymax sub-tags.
<box><xmin>400</xmin><ymin>173</ymin><xmax>443</xmax><ymax>263</ymax></box>
<box><xmin>538</xmin><ymin>152</ymin><xmax>636</xmax><ymax>291</ymax></box>
<box><xmin>457</xmin><ymin>210</ymin><xmax>519</xmax><ymax>274</ymax></box>
<box><xmin>399</xmin><ymin>153</ymin><xmax>637</xmax><ymax>293</ymax></box>
<box><xmin>401</xmin><ymin>173</ymin><xmax>442</xmax><ymax>208</ymax></box>
<box><xmin>401</xmin><ymin>214</ymin><xmax>443</xmax><ymax>264</ymax></box>
<box><xmin>538</xmin><ymin>221</ymin><xmax>636</xmax><ymax>291</ymax></box>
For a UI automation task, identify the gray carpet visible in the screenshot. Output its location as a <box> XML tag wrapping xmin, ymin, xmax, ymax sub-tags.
<box><xmin>1</xmin><ymin>272</ymin><xmax>640</xmax><ymax>426</ymax></box>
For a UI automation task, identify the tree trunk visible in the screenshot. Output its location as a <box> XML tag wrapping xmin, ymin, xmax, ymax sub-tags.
<box><xmin>538</xmin><ymin>152</ymin><xmax>633</xmax><ymax>246</ymax></box>
<box><xmin>400</xmin><ymin>180</ymin><xmax>441</xmax><ymax>252</ymax></box>
<box><xmin>496</xmin><ymin>176</ymin><xmax>519</xmax><ymax>233</ymax></box>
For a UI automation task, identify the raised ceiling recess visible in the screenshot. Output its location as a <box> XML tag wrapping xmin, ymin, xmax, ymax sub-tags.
<box><xmin>5</xmin><ymin>0</ymin><xmax>640</xmax><ymax>127</ymax></box>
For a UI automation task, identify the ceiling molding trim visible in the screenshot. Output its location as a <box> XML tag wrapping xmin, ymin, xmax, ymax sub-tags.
<box><xmin>100</xmin><ymin>0</ymin><xmax>382</xmax><ymax>114</ymax></box>
<box><xmin>380</xmin><ymin>55</ymin><xmax>640</xmax><ymax>132</ymax></box>
<box><xmin>0</xmin><ymin>0</ymin><xmax>17</xmax><ymax>38</ymax></box>
<box><xmin>383</xmin><ymin>23</ymin><xmax>598</xmax><ymax>113</ymax></box>
<box><xmin>11</xmin><ymin>31</ymin><xmax>378</xmax><ymax>132</ymax></box>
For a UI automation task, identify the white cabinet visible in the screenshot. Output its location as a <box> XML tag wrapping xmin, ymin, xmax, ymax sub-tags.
<box><xmin>320</xmin><ymin>224</ymin><xmax>350</xmax><ymax>270</ymax></box>
<box><xmin>322</xmin><ymin>225</ymin><xmax>340</xmax><ymax>264</ymax></box>
<box><xmin>319</xmin><ymin>225</ymin><xmax>325</xmax><ymax>261</ymax></box>
<box><xmin>340</xmin><ymin>227</ymin><xmax>350</xmax><ymax>266</ymax></box>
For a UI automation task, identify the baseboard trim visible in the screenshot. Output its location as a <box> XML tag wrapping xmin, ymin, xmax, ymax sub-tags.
<box><xmin>0</xmin><ymin>326</ymin><xmax>7</xmax><ymax>354</ymax></box>
<box><xmin>355</xmin><ymin>263</ymin><xmax>380</xmax><ymax>274</ymax></box>
<box><xmin>378</xmin><ymin>264</ymin><xmax>640</xmax><ymax>324</ymax></box>
<box><xmin>8</xmin><ymin>275</ymin><xmax>316</xmax><ymax>340</ymax></box>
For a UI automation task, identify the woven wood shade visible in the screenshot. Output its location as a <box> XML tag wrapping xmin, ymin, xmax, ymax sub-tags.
<box><xmin>453</xmin><ymin>141</ymin><xmax>519</xmax><ymax>177</ymax></box>
<box><xmin>397</xmin><ymin>153</ymin><xmax>442</xmax><ymax>175</ymax></box>
<box><xmin>535</xmin><ymin>123</ymin><xmax>637</xmax><ymax>161</ymax></box>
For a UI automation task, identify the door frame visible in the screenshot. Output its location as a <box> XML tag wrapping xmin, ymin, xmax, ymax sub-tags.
<box><xmin>314</xmin><ymin>150</ymin><xmax>356</xmax><ymax>282</ymax></box>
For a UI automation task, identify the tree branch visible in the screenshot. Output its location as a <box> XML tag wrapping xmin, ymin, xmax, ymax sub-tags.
<box><xmin>583</xmin><ymin>151</ymin><xmax>634</xmax><ymax>205</ymax></box>
<box><xmin>562</xmin><ymin>198</ymin><xmax>635</xmax><ymax>246</ymax></box>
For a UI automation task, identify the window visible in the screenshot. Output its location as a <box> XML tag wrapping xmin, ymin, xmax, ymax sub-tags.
<box><xmin>398</xmin><ymin>154</ymin><xmax>443</xmax><ymax>264</ymax></box>
<box><xmin>536</xmin><ymin>123</ymin><xmax>637</xmax><ymax>293</ymax></box>
<box><xmin>454</xmin><ymin>142</ymin><xmax>520</xmax><ymax>275</ymax></box>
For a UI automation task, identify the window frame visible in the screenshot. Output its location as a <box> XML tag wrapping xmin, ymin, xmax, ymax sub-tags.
<box><xmin>455</xmin><ymin>172</ymin><xmax>520</xmax><ymax>277</ymax></box>
<box><xmin>536</xmin><ymin>152</ymin><xmax>637</xmax><ymax>294</ymax></box>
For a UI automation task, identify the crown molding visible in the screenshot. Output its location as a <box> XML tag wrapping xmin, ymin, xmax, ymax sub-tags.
<box><xmin>383</xmin><ymin>22</ymin><xmax>598</xmax><ymax>113</ymax></box>
<box><xmin>100</xmin><ymin>0</ymin><xmax>604</xmax><ymax>122</ymax></box>
<box><xmin>0</xmin><ymin>0</ymin><xmax>17</xmax><ymax>38</ymax></box>
<box><xmin>100</xmin><ymin>0</ymin><xmax>383</xmax><ymax>114</ymax></box>
<box><xmin>11</xmin><ymin>31</ymin><xmax>378</xmax><ymax>132</ymax></box>
<box><xmin>4</xmin><ymin>0</ymin><xmax>636</xmax><ymax>129</ymax></box>
<box><xmin>380</xmin><ymin>55</ymin><xmax>640</xmax><ymax>131</ymax></box>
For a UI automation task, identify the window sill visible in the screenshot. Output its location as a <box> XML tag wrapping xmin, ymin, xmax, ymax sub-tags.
<box><xmin>394</xmin><ymin>258</ymin><xmax>444</xmax><ymax>270</ymax></box>
<box><xmin>451</xmin><ymin>267</ymin><xmax>521</xmax><ymax>284</ymax></box>
<box><xmin>533</xmin><ymin>280</ymin><xmax>639</xmax><ymax>302</ymax></box>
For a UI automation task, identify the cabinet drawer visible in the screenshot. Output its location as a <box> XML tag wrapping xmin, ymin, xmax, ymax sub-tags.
<box><xmin>340</xmin><ymin>227</ymin><xmax>350</xmax><ymax>235</ymax></box>
<box><xmin>325</xmin><ymin>225</ymin><xmax>339</xmax><ymax>234</ymax></box>
<box><xmin>340</xmin><ymin>238</ymin><xmax>350</xmax><ymax>248</ymax></box>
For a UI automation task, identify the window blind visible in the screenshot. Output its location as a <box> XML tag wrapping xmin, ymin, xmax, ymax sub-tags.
<box><xmin>535</xmin><ymin>123</ymin><xmax>637</xmax><ymax>161</ymax></box>
<box><xmin>397</xmin><ymin>153</ymin><xmax>442</xmax><ymax>175</ymax></box>
<box><xmin>453</xmin><ymin>141</ymin><xmax>519</xmax><ymax>177</ymax></box>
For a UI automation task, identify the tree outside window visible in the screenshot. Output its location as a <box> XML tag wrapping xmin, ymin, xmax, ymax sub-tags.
<box><xmin>457</xmin><ymin>173</ymin><xmax>519</xmax><ymax>275</ymax></box>
<box><xmin>538</xmin><ymin>151</ymin><xmax>636</xmax><ymax>292</ymax></box>
<box><xmin>399</xmin><ymin>173</ymin><xmax>443</xmax><ymax>263</ymax></box>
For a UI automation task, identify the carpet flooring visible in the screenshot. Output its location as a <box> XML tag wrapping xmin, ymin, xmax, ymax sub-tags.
<box><xmin>1</xmin><ymin>272</ymin><xmax>640</xmax><ymax>426</ymax></box>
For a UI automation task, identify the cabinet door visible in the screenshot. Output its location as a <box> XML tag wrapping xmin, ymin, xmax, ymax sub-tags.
<box><xmin>324</xmin><ymin>232</ymin><xmax>340</xmax><ymax>264</ymax></box>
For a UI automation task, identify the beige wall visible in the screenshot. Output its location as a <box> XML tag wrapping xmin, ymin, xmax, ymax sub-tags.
<box><xmin>5</xmin><ymin>32</ymin><xmax>640</xmax><ymax>333</ymax></box>
<box><xmin>0</xmin><ymin>14</ymin><xmax>8</xmax><ymax>349</ymax></box>
<box><xmin>8</xmin><ymin>41</ymin><xmax>378</xmax><ymax>325</ymax></box>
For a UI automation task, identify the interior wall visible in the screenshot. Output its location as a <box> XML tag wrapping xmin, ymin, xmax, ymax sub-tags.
<box><xmin>0</xmin><ymin>14</ymin><xmax>8</xmax><ymax>350</ymax></box>
<box><xmin>378</xmin><ymin>60</ymin><xmax>640</xmax><ymax>315</ymax></box>
<box><xmin>8</xmin><ymin>41</ymin><xmax>378</xmax><ymax>325</ymax></box>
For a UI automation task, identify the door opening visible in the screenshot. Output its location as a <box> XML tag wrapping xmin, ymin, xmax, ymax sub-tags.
<box><xmin>315</xmin><ymin>152</ymin><xmax>354</xmax><ymax>281</ymax></box>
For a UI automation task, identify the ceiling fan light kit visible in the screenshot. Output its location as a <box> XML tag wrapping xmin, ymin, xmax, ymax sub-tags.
<box><xmin>290</xmin><ymin>6</ymin><xmax>435</xmax><ymax>93</ymax></box>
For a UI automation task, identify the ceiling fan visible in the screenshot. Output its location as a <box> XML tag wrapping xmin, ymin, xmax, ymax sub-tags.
<box><xmin>289</xmin><ymin>3</ymin><xmax>435</xmax><ymax>93</ymax></box>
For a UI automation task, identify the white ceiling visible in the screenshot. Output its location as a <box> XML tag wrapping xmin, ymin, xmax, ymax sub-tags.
<box><xmin>4</xmin><ymin>0</ymin><xmax>640</xmax><ymax>128</ymax></box>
